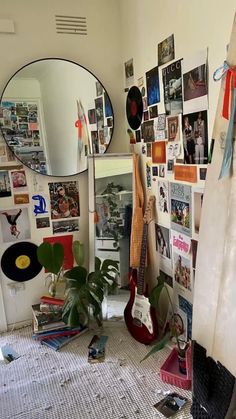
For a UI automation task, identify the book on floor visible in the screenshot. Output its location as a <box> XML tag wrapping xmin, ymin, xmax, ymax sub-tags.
<box><xmin>40</xmin><ymin>326</ymin><xmax>89</xmax><ymax>351</ymax></box>
<box><xmin>40</xmin><ymin>295</ymin><xmax>65</xmax><ymax>306</ymax></box>
<box><xmin>32</xmin><ymin>325</ymin><xmax>85</xmax><ymax>340</ymax></box>
<box><xmin>39</xmin><ymin>303</ymin><xmax>63</xmax><ymax>313</ymax></box>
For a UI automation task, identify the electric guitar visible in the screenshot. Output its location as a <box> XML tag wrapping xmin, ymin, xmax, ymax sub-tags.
<box><xmin>124</xmin><ymin>196</ymin><xmax>158</xmax><ymax>344</ymax></box>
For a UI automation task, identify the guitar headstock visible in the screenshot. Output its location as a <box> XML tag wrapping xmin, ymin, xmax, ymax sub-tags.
<box><xmin>143</xmin><ymin>195</ymin><xmax>156</xmax><ymax>224</ymax></box>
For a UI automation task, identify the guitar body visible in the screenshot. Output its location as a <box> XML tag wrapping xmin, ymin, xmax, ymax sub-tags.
<box><xmin>124</xmin><ymin>269</ymin><xmax>158</xmax><ymax>344</ymax></box>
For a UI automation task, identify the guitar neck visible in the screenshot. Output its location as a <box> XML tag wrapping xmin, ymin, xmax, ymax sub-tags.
<box><xmin>137</xmin><ymin>223</ymin><xmax>148</xmax><ymax>295</ymax></box>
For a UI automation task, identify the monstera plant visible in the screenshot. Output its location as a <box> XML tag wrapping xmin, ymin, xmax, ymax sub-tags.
<box><xmin>37</xmin><ymin>240</ymin><xmax>119</xmax><ymax>328</ymax></box>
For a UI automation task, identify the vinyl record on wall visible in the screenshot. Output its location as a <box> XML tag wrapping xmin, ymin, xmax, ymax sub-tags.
<box><xmin>126</xmin><ymin>86</ymin><xmax>143</xmax><ymax>130</ymax></box>
<box><xmin>1</xmin><ymin>242</ymin><xmax>42</xmax><ymax>282</ymax></box>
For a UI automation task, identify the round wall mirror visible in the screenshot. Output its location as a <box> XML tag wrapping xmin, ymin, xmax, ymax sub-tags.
<box><xmin>0</xmin><ymin>58</ymin><xmax>114</xmax><ymax>176</ymax></box>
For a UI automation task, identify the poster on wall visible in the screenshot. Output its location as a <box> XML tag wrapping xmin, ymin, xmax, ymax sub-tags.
<box><xmin>157</xmin><ymin>180</ymin><xmax>169</xmax><ymax>213</ymax></box>
<box><xmin>52</xmin><ymin>219</ymin><xmax>79</xmax><ymax>234</ymax></box>
<box><xmin>146</xmin><ymin>66</ymin><xmax>160</xmax><ymax>106</ymax></box>
<box><xmin>0</xmin><ymin>207</ymin><xmax>30</xmax><ymax>242</ymax></box>
<box><xmin>0</xmin><ymin>171</ymin><xmax>11</xmax><ymax>197</ymax></box>
<box><xmin>43</xmin><ymin>235</ymin><xmax>73</xmax><ymax>270</ymax></box>
<box><xmin>173</xmin><ymin>251</ymin><xmax>191</xmax><ymax>292</ymax></box>
<box><xmin>48</xmin><ymin>181</ymin><xmax>80</xmax><ymax>220</ymax></box>
<box><xmin>182</xmin><ymin>49</ymin><xmax>208</xmax><ymax>114</ymax></box>
<box><xmin>162</xmin><ymin>59</ymin><xmax>183</xmax><ymax>115</ymax></box>
<box><xmin>152</xmin><ymin>141</ymin><xmax>166</xmax><ymax>164</ymax></box>
<box><xmin>182</xmin><ymin>110</ymin><xmax>208</xmax><ymax>164</ymax></box>
<box><xmin>158</xmin><ymin>34</ymin><xmax>175</xmax><ymax>66</ymax></box>
<box><xmin>170</xmin><ymin>182</ymin><xmax>192</xmax><ymax>236</ymax></box>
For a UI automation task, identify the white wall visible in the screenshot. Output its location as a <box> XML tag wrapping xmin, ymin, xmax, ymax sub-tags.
<box><xmin>0</xmin><ymin>0</ymin><xmax>123</xmax><ymax>330</ymax></box>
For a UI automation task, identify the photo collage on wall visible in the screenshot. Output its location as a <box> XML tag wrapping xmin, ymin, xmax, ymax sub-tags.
<box><xmin>87</xmin><ymin>81</ymin><xmax>113</xmax><ymax>154</ymax></box>
<box><xmin>0</xmin><ymin>101</ymin><xmax>47</xmax><ymax>175</ymax></box>
<box><xmin>124</xmin><ymin>35</ymin><xmax>209</xmax><ymax>339</ymax></box>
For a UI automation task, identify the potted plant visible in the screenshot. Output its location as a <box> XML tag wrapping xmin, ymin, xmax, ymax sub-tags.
<box><xmin>141</xmin><ymin>272</ymin><xmax>189</xmax><ymax>374</ymax></box>
<box><xmin>37</xmin><ymin>240</ymin><xmax>119</xmax><ymax>328</ymax></box>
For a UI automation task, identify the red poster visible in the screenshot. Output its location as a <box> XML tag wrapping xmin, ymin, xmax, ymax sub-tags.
<box><xmin>43</xmin><ymin>234</ymin><xmax>73</xmax><ymax>270</ymax></box>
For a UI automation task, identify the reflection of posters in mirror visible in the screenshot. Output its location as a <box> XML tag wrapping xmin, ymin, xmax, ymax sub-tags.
<box><xmin>158</xmin><ymin>180</ymin><xmax>169</xmax><ymax>213</ymax></box>
<box><xmin>158</xmin><ymin>34</ymin><xmax>175</xmax><ymax>66</ymax></box>
<box><xmin>96</xmin><ymin>81</ymin><xmax>103</xmax><ymax>96</ymax></box>
<box><xmin>0</xmin><ymin>207</ymin><xmax>30</xmax><ymax>243</ymax></box>
<box><xmin>149</xmin><ymin>105</ymin><xmax>158</xmax><ymax>119</ymax></box>
<box><xmin>88</xmin><ymin>109</ymin><xmax>96</xmax><ymax>124</ymax></box>
<box><xmin>48</xmin><ymin>181</ymin><xmax>80</xmax><ymax>220</ymax></box>
<box><xmin>91</xmin><ymin>131</ymin><xmax>99</xmax><ymax>153</ymax></box>
<box><xmin>152</xmin><ymin>141</ymin><xmax>166</xmax><ymax>163</ymax></box>
<box><xmin>146</xmin><ymin>66</ymin><xmax>160</xmax><ymax>106</ymax></box>
<box><xmin>107</xmin><ymin>117</ymin><xmax>113</xmax><ymax>127</ymax></box>
<box><xmin>43</xmin><ymin>235</ymin><xmax>73</xmax><ymax>270</ymax></box>
<box><xmin>104</xmin><ymin>92</ymin><xmax>113</xmax><ymax>118</ymax></box>
<box><xmin>95</xmin><ymin>97</ymin><xmax>104</xmax><ymax>130</ymax></box>
<box><xmin>52</xmin><ymin>219</ymin><xmax>79</xmax><ymax>234</ymax></box>
<box><xmin>141</xmin><ymin>120</ymin><xmax>154</xmax><ymax>142</ymax></box>
<box><xmin>0</xmin><ymin>171</ymin><xmax>11</xmax><ymax>197</ymax></box>
<box><xmin>162</xmin><ymin>59</ymin><xmax>182</xmax><ymax>115</ymax></box>
<box><xmin>182</xmin><ymin>110</ymin><xmax>208</xmax><ymax>164</ymax></box>
<box><xmin>11</xmin><ymin>170</ymin><xmax>27</xmax><ymax>189</ymax></box>
<box><xmin>36</xmin><ymin>217</ymin><xmax>50</xmax><ymax>229</ymax></box>
<box><xmin>182</xmin><ymin>49</ymin><xmax>208</xmax><ymax>114</ymax></box>
<box><xmin>14</xmin><ymin>193</ymin><xmax>29</xmax><ymax>205</ymax></box>
<box><xmin>124</xmin><ymin>58</ymin><xmax>134</xmax><ymax>86</ymax></box>
<box><xmin>99</xmin><ymin>129</ymin><xmax>105</xmax><ymax>145</ymax></box>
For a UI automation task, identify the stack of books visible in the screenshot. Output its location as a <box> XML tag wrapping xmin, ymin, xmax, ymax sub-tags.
<box><xmin>32</xmin><ymin>295</ymin><xmax>88</xmax><ymax>350</ymax></box>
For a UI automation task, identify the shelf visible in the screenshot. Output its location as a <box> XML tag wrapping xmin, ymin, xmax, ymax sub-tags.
<box><xmin>96</xmin><ymin>190</ymin><xmax>132</xmax><ymax>198</ymax></box>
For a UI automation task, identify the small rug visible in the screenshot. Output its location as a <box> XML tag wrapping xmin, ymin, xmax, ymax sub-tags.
<box><xmin>0</xmin><ymin>321</ymin><xmax>192</xmax><ymax>419</ymax></box>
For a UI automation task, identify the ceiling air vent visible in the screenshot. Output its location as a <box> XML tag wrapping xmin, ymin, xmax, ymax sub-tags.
<box><xmin>55</xmin><ymin>15</ymin><xmax>87</xmax><ymax>35</ymax></box>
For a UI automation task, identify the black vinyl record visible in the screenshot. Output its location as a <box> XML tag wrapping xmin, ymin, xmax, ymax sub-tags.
<box><xmin>1</xmin><ymin>242</ymin><xmax>42</xmax><ymax>282</ymax></box>
<box><xmin>126</xmin><ymin>86</ymin><xmax>143</xmax><ymax>130</ymax></box>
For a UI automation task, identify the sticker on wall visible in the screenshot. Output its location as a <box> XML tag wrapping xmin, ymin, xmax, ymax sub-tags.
<box><xmin>182</xmin><ymin>110</ymin><xmax>208</xmax><ymax>164</ymax></box>
<box><xmin>52</xmin><ymin>219</ymin><xmax>79</xmax><ymax>234</ymax></box>
<box><xmin>158</xmin><ymin>34</ymin><xmax>175</xmax><ymax>66</ymax></box>
<box><xmin>182</xmin><ymin>49</ymin><xmax>208</xmax><ymax>114</ymax></box>
<box><xmin>0</xmin><ymin>207</ymin><xmax>30</xmax><ymax>242</ymax></box>
<box><xmin>170</xmin><ymin>182</ymin><xmax>192</xmax><ymax>237</ymax></box>
<box><xmin>48</xmin><ymin>181</ymin><xmax>80</xmax><ymax>220</ymax></box>
<box><xmin>0</xmin><ymin>171</ymin><xmax>11</xmax><ymax>197</ymax></box>
<box><xmin>162</xmin><ymin>59</ymin><xmax>183</xmax><ymax>116</ymax></box>
<box><xmin>32</xmin><ymin>194</ymin><xmax>48</xmax><ymax>216</ymax></box>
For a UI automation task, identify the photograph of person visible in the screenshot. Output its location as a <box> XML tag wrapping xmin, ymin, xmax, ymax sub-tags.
<box><xmin>182</xmin><ymin>110</ymin><xmax>208</xmax><ymax>164</ymax></box>
<box><xmin>49</xmin><ymin>182</ymin><xmax>80</xmax><ymax>220</ymax></box>
<box><xmin>0</xmin><ymin>207</ymin><xmax>30</xmax><ymax>243</ymax></box>
<box><xmin>183</xmin><ymin>64</ymin><xmax>207</xmax><ymax>102</ymax></box>
<box><xmin>156</xmin><ymin>224</ymin><xmax>171</xmax><ymax>259</ymax></box>
<box><xmin>173</xmin><ymin>253</ymin><xmax>191</xmax><ymax>291</ymax></box>
<box><xmin>158</xmin><ymin>181</ymin><xmax>169</xmax><ymax>213</ymax></box>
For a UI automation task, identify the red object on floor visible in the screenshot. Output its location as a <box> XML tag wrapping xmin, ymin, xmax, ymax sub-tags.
<box><xmin>160</xmin><ymin>346</ymin><xmax>192</xmax><ymax>390</ymax></box>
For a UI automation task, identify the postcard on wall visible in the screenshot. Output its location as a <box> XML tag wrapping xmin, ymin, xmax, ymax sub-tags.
<box><xmin>193</xmin><ymin>189</ymin><xmax>204</xmax><ymax>236</ymax></box>
<box><xmin>52</xmin><ymin>219</ymin><xmax>79</xmax><ymax>234</ymax></box>
<box><xmin>149</xmin><ymin>105</ymin><xmax>158</xmax><ymax>119</ymax></box>
<box><xmin>146</xmin><ymin>143</ymin><xmax>152</xmax><ymax>157</ymax></box>
<box><xmin>173</xmin><ymin>251</ymin><xmax>191</xmax><ymax>292</ymax></box>
<box><xmin>146</xmin><ymin>66</ymin><xmax>160</xmax><ymax>106</ymax></box>
<box><xmin>10</xmin><ymin>170</ymin><xmax>27</xmax><ymax>190</ymax></box>
<box><xmin>174</xmin><ymin>165</ymin><xmax>197</xmax><ymax>183</ymax></box>
<box><xmin>146</xmin><ymin>162</ymin><xmax>152</xmax><ymax>189</ymax></box>
<box><xmin>13</xmin><ymin>193</ymin><xmax>29</xmax><ymax>205</ymax></box>
<box><xmin>157</xmin><ymin>180</ymin><xmax>169</xmax><ymax>214</ymax></box>
<box><xmin>36</xmin><ymin>217</ymin><xmax>50</xmax><ymax>229</ymax></box>
<box><xmin>162</xmin><ymin>59</ymin><xmax>183</xmax><ymax>115</ymax></box>
<box><xmin>141</xmin><ymin>120</ymin><xmax>154</xmax><ymax>142</ymax></box>
<box><xmin>167</xmin><ymin>115</ymin><xmax>180</xmax><ymax>142</ymax></box>
<box><xmin>167</xmin><ymin>142</ymin><xmax>181</xmax><ymax>160</ymax></box>
<box><xmin>182</xmin><ymin>110</ymin><xmax>208</xmax><ymax>164</ymax></box>
<box><xmin>159</xmin><ymin>164</ymin><xmax>165</xmax><ymax>178</ymax></box>
<box><xmin>156</xmin><ymin>224</ymin><xmax>172</xmax><ymax>277</ymax></box>
<box><xmin>156</xmin><ymin>113</ymin><xmax>166</xmax><ymax>130</ymax></box>
<box><xmin>167</xmin><ymin>159</ymin><xmax>174</xmax><ymax>174</ymax></box>
<box><xmin>48</xmin><ymin>181</ymin><xmax>80</xmax><ymax>220</ymax></box>
<box><xmin>43</xmin><ymin>235</ymin><xmax>73</xmax><ymax>270</ymax></box>
<box><xmin>124</xmin><ymin>58</ymin><xmax>134</xmax><ymax>86</ymax></box>
<box><xmin>170</xmin><ymin>182</ymin><xmax>192</xmax><ymax>237</ymax></box>
<box><xmin>152</xmin><ymin>141</ymin><xmax>166</xmax><ymax>164</ymax></box>
<box><xmin>0</xmin><ymin>171</ymin><xmax>11</xmax><ymax>197</ymax></box>
<box><xmin>0</xmin><ymin>207</ymin><xmax>30</xmax><ymax>243</ymax></box>
<box><xmin>158</xmin><ymin>34</ymin><xmax>175</xmax><ymax>66</ymax></box>
<box><xmin>182</xmin><ymin>49</ymin><xmax>208</xmax><ymax>114</ymax></box>
<box><xmin>171</xmin><ymin>231</ymin><xmax>191</xmax><ymax>257</ymax></box>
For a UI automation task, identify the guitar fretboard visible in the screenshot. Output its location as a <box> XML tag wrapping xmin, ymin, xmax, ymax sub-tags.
<box><xmin>137</xmin><ymin>223</ymin><xmax>148</xmax><ymax>295</ymax></box>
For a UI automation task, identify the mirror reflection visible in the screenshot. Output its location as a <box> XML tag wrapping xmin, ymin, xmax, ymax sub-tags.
<box><xmin>95</xmin><ymin>156</ymin><xmax>133</xmax><ymax>318</ymax></box>
<box><xmin>0</xmin><ymin>59</ymin><xmax>113</xmax><ymax>176</ymax></box>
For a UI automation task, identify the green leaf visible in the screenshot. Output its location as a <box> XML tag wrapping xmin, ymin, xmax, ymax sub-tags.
<box><xmin>95</xmin><ymin>257</ymin><xmax>101</xmax><ymax>271</ymax></box>
<box><xmin>72</xmin><ymin>241</ymin><xmax>84</xmax><ymax>266</ymax></box>
<box><xmin>140</xmin><ymin>332</ymin><xmax>171</xmax><ymax>362</ymax></box>
<box><xmin>102</xmin><ymin>259</ymin><xmax>119</xmax><ymax>271</ymax></box>
<box><xmin>37</xmin><ymin>242</ymin><xmax>64</xmax><ymax>274</ymax></box>
<box><xmin>64</xmin><ymin>266</ymin><xmax>87</xmax><ymax>284</ymax></box>
<box><xmin>66</xmin><ymin>304</ymin><xmax>81</xmax><ymax>327</ymax></box>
